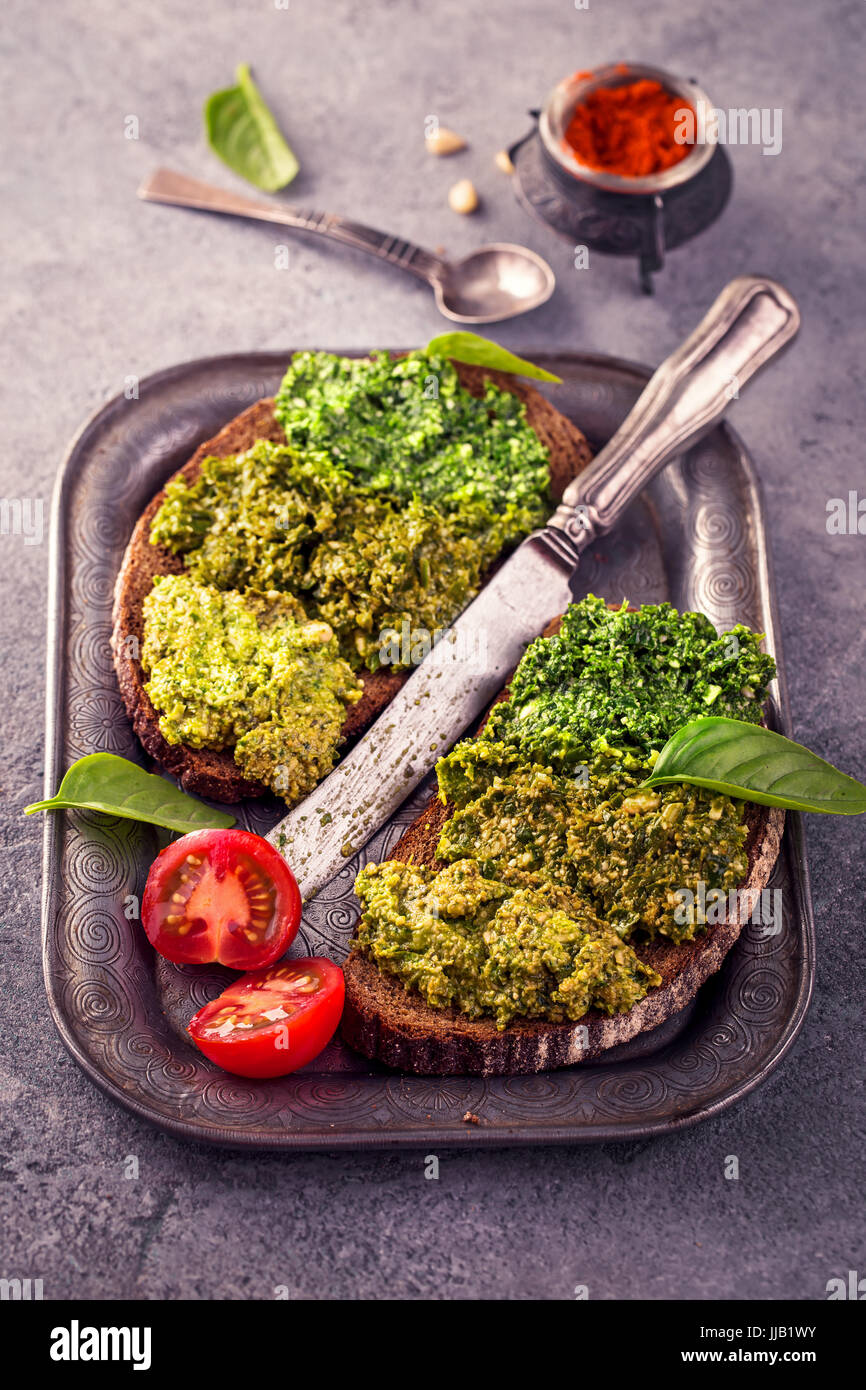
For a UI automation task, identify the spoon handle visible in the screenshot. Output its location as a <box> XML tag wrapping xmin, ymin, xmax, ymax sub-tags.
<box><xmin>139</xmin><ymin>168</ymin><xmax>446</xmax><ymax>285</ymax></box>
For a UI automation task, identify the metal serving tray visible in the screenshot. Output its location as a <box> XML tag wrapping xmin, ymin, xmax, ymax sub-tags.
<box><xmin>40</xmin><ymin>351</ymin><xmax>816</xmax><ymax>1149</ymax></box>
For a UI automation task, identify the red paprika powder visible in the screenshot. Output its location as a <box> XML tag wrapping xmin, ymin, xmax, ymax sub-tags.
<box><xmin>563</xmin><ymin>78</ymin><xmax>694</xmax><ymax>178</ymax></box>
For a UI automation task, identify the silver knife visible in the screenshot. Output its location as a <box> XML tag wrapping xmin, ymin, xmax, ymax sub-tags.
<box><xmin>266</xmin><ymin>275</ymin><xmax>800</xmax><ymax>896</ymax></box>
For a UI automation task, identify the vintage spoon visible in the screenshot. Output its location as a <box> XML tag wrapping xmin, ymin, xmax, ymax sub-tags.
<box><xmin>138</xmin><ymin>168</ymin><xmax>555</xmax><ymax>324</ymax></box>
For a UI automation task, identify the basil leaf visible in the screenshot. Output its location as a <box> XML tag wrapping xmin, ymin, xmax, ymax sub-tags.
<box><xmin>204</xmin><ymin>63</ymin><xmax>299</xmax><ymax>192</ymax></box>
<box><xmin>425</xmin><ymin>332</ymin><xmax>562</xmax><ymax>383</ymax></box>
<box><xmin>643</xmin><ymin>718</ymin><xmax>866</xmax><ymax>815</ymax></box>
<box><xmin>25</xmin><ymin>753</ymin><xmax>236</xmax><ymax>833</ymax></box>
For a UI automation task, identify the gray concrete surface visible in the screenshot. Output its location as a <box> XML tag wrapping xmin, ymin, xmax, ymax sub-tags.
<box><xmin>1</xmin><ymin>0</ymin><xmax>863</xmax><ymax>1301</ymax></box>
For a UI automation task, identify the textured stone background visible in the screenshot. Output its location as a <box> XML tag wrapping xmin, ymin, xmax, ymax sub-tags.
<box><xmin>1</xmin><ymin>0</ymin><xmax>863</xmax><ymax>1300</ymax></box>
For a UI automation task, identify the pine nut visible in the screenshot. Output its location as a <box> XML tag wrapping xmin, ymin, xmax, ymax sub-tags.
<box><xmin>448</xmin><ymin>179</ymin><xmax>479</xmax><ymax>214</ymax></box>
<box><xmin>426</xmin><ymin>127</ymin><xmax>466</xmax><ymax>156</ymax></box>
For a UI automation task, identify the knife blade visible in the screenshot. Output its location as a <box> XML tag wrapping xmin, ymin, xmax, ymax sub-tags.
<box><xmin>267</xmin><ymin>275</ymin><xmax>800</xmax><ymax>898</ymax></box>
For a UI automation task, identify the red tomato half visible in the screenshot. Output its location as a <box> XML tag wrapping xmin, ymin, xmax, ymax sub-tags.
<box><xmin>187</xmin><ymin>958</ymin><xmax>345</xmax><ymax>1078</ymax></box>
<box><xmin>141</xmin><ymin>829</ymin><xmax>301</xmax><ymax>970</ymax></box>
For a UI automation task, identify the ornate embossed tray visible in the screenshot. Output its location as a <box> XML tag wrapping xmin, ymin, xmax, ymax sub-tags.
<box><xmin>41</xmin><ymin>352</ymin><xmax>815</xmax><ymax>1148</ymax></box>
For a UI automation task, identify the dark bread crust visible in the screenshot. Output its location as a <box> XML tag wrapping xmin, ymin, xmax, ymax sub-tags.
<box><xmin>111</xmin><ymin>364</ymin><xmax>593</xmax><ymax>801</ymax></box>
<box><xmin>340</xmin><ymin>615</ymin><xmax>786</xmax><ymax>1074</ymax></box>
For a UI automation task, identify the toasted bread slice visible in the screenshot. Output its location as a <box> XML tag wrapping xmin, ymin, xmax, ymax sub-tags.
<box><xmin>341</xmin><ymin>798</ymin><xmax>784</xmax><ymax>1074</ymax></box>
<box><xmin>340</xmin><ymin>614</ymin><xmax>786</xmax><ymax>1075</ymax></box>
<box><xmin>111</xmin><ymin>363</ymin><xmax>593</xmax><ymax>802</ymax></box>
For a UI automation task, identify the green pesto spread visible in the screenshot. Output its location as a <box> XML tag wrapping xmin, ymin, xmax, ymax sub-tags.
<box><xmin>354</xmin><ymin>596</ymin><xmax>776</xmax><ymax>1028</ymax></box>
<box><xmin>143</xmin><ymin>349</ymin><xmax>554</xmax><ymax>801</ymax></box>
<box><xmin>141</xmin><ymin>574</ymin><xmax>361</xmax><ymax>799</ymax></box>
<box><xmin>151</xmin><ymin>439</ymin><xmax>509</xmax><ymax>671</ymax></box>
<box><xmin>436</xmin><ymin>762</ymin><xmax>748</xmax><ymax>944</ymax></box>
<box><xmin>150</xmin><ymin>353</ymin><xmax>551</xmax><ymax>672</ymax></box>
<box><xmin>354</xmin><ymin>858</ymin><xmax>659</xmax><ymax>1029</ymax></box>
<box><xmin>274</xmin><ymin>350</ymin><xmax>551</xmax><ymax>515</ymax></box>
<box><xmin>483</xmin><ymin>595</ymin><xmax>777</xmax><ymax>773</ymax></box>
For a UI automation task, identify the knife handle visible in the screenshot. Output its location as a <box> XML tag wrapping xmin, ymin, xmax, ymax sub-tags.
<box><xmin>548</xmin><ymin>275</ymin><xmax>800</xmax><ymax>551</ymax></box>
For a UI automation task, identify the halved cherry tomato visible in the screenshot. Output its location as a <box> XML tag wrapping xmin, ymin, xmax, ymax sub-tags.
<box><xmin>141</xmin><ymin>829</ymin><xmax>301</xmax><ymax>970</ymax></box>
<box><xmin>187</xmin><ymin>958</ymin><xmax>344</xmax><ymax>1078</ymax></box>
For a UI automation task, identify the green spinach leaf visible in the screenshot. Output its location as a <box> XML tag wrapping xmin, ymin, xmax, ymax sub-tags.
<box><xmin>643</xmin><ymin>718</ymin><xmax>866</xmax><ymax>815</ymax></box>
<box><xmin>25</xmin><ymin>753</ymin><xmax>236</xmax><ymax>832</ymax></box>
<box><xmin>425</xmin><ymin>332</ymin><xmax>561</xmax><ymax>383</ymax></box>
<box><xmin>204</xmin><ymin>63</ymin><xmax>299</xmax><ymax>192</ymax></box>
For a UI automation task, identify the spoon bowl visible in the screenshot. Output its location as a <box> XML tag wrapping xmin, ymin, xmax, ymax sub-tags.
<box><xmin>433</xmin><ymin>243</ymin><xmax>555</xmax><ymax>323</ymax></box>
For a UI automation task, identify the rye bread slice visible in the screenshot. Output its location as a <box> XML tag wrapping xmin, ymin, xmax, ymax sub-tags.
<box><xmin>111</xmin><ymin>363</ymin><xmax>593</xmax><ymax>802</ymax></box>
<box><xmin>340</xmin><ymin>616</ymin><xmax>786</xmax><ymax>1075</ymax></box>
<box><xmin>341</xmin><ymin>800</ymin><xmax>784</xmax><ymax>1074</ymax></box>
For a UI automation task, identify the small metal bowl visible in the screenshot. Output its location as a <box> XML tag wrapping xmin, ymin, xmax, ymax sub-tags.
<box><xmin>539</xmin><ymin>62</ymin><xmax>715</xmax><ymax>197</ymax></box>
